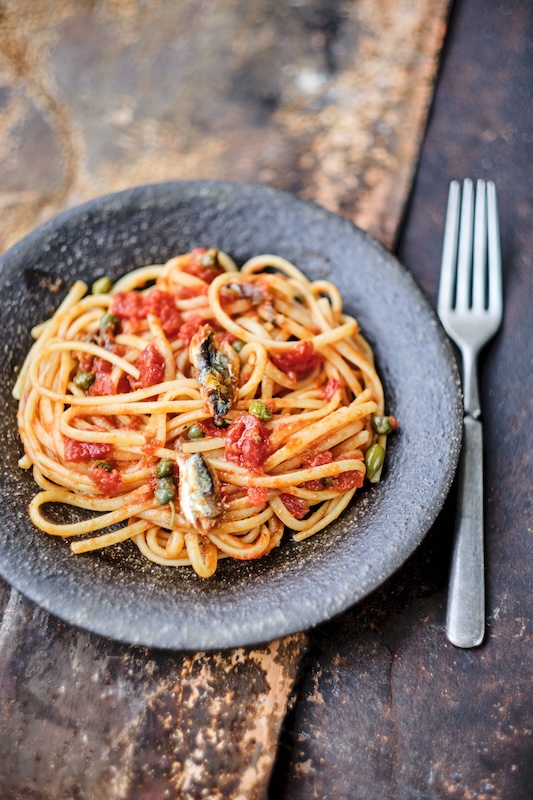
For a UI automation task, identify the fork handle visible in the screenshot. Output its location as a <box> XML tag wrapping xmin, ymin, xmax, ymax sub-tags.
<box><xmin>462</xmin><ymin>346</ymin><xmax>481</xmax><ymax>419</ymax></box>
<box><xmin>446</xmin><ymin>416</ymin><xmax>485</xmax><ymax>648</ymax></box>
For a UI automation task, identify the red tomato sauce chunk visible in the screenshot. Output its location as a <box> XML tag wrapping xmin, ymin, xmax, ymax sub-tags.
<box><xmin>320</xmin><ymin>377</ymin><xmax>341</xmax><ymax>400</ymax></box>
<box><xmin>88</xmin><ymin>465</ymin><xmax>123</xmax><ymax>495</ymax></box>
<box><xmin>272</xmin><ymin>340</ymin><xmax>323</xmax><ymax>380</ymax></box>
<box><xmin>225</xmin><ymin>413</ymin><xmax>271</xmax><ymax>473</ymax></box>
<box><xmin>135</xmin><ymin>343</ymin><xmax>165</xmax><ymax>388</ymax></box>
<box><xmin>178</xmin><ymin>315</ymin><xmax>204</xmax><ymax>345</ymax></box>
<box><xmin>64</xmin><ymin>437</ymin><xmax>112</xmax><ymax>463</ymax></box>
<box><xmin>112</xmin><ymin>289</ymin><xmax>181</xmax><ymax>337</ymax></box>
<box><xmin>335</xmin><ymin>469</ymin><xmax>364</xmax><ymax>492</ymax></box>
<box><xmin>247</xmin><ymin>486</ymin><xmax>269</xmax><ymax>506</ymax></box>
<box><xmin>280</xmin><ymin>493</ymin><xmax>309</xmax><ymax>520</ymax></box>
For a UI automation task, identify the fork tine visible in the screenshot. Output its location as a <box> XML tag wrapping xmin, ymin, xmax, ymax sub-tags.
<box><xmin>438</xmin><ymin>180</ymin><xmax>461</xmax><ymax>317</ymax></box>
<box><xmin>456</xmin><ymin>178</ymin><xmax>474</xmax><ymax>310</ymax></box>
<box><xmin>487</xmin><ymin>181</ymin><xmax>503</xmax><ymax>320</ymax></box>
<box><xmin>472</xmin><ymin>179</ymin><xmax>487</xmax><ymax>310</ymax></box>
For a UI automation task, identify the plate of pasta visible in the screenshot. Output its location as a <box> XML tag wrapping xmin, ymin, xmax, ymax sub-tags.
<box><xmin>0</xmin><ymin>181</ymin><xmax>462</xmax><ymax>649</ymax></box>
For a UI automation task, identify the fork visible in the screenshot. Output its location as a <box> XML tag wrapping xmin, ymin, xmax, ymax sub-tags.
<box><xmin>437</xmin><ymin>178</ymin><xmax>503</xmax><ymax>648</ymax></box>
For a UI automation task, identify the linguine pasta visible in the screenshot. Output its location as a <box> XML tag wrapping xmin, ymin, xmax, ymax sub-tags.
<box><xmin>13</xmin><ymin>249</ymin><xmax>396</xmax><ymax>578</ymax></box>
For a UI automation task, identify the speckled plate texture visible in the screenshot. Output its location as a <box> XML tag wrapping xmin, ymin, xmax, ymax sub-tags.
<box><xmin>0</xmin><ymin>181</ymin><xmax>462</xmax><ymax>650</ymax></box>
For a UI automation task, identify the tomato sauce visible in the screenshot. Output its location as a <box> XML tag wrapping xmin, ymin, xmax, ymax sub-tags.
<box><xmin>88</xmin><ymin>465</ymin><xmax>123</xmax><ymax>495</ymax></box>
<box><xmin>225</xmin><ymin>413</ymin><xmax>271</xmax><ymax>473</ymax></box>
<box><xmin>272</xmin><ymin>340</ymin><xmax>323</xmax><ymax>380</ymax></box>
<box><xmin>80</xmin><ymin>342</ymin><xmax>135</xmax><ymax>395</ymax></box>
<box><xmin>93</xmin><ymin>356</ymin><xmax>113</xmax><ymax>375</ymax></box>
<box><xmin>247</xmin><ymin>486</ymin><xmax>268</xmax><ymax>506</ymax></box>
<box><xmin>303</xmin><ymin>450</ymin><xmax>333</xmax><ymax>469</ymax></box>
<box><xmin>112</xmin><ymin>288</ymin><xmax>181</xmax><ymax>337</ymax></box>
<box><xmin>299</xmin><ymin>449</ymin><xmax>364</xmax><ymax>493</ymax></box>
<box><xmin>334</xmin><ymin>470</ymin><xmax>364</xmax><ymax>492</ymax></box>
<box><xmin>301</xmin><ymin>449</ymin><xmax>333</xmax><ymax>491</ymax></box>
<box><xmin>77</xmin><ymin>352</ymin><xmax>94</xmax><ymax>373</ymax></box>
<box><xmin>112</xmin><ymin>290</ymin><xmax>144</xmax><ymax>324</ymax></box>
<box><xmin>89</xmin><ymin>374</ymin><xmax>114</xmax><ymax>396</ymax></box>
<box><xmin>199</xmin><ymin>419</ymin><xmax>228</xmax><ymax>438</ymax></box>
<box><xmin>178</xmin><ymin>315</ymin><xmax>204</xmax><ymax>345</ymax></box>
<box><xmin>280</xmin><ymin>493</ymin><xmax>309</xmax><ymax>520</ymax></box>
<box><xmin>63</xmin><ymin>437</ymin><xmax>112</xmax><ymax>463</ymax></box>
<box><xmin>136</xmin><ymin>343</ymin><xmax>165</xmax><ymax>388</ymax></box>
<box><xmin>320</xmin><ymin>377</ymin><xmax>341</xmax><ymax>400</ymax></box>
<box><xmin>175</xmin><ymin>284</ymin><xmax>209</xmax><ymax>301</ymax></box>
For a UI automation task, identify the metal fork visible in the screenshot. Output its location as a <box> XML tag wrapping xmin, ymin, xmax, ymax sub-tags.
<box><xmin>437</xmin><ymin>179</ymin><xmax>503</xmax><ymax>648</ymax></box>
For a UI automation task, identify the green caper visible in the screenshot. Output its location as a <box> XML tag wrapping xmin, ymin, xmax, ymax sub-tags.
<box><xmin>100</xmin><ymin>312</ymin><xmax>120</xmax><ymax>332</ymax></box>
<box><xmin>213</xmin><ymin>418</ymin><xmax>231</xmax><ymax>429</ymax></box>
<box><xmin>248</xmin><ymin>400</ymin><xmax>272</xmax><ymax>421</ymax></box>
<box><xmin>365</xmin><ymin>443</ymin><xmax>385</xmax><ymax>480</ymax></box>
<box><xmin>321</xmin><ymin>476</ymin><xmax>334</xmax><ymax>487</ymax></box>
<box><xmin>155</xmin><ymin>476</ymin><xmax>176</xmax><ymax>505</ymax></box>
<box><xmin>95</xmin><ymin>461</ymin><xmax>113</xmax><ymax>472</ymax></box>
<box><xmin>73</xmin><ymin>372</ymin><xmax>96</xmax><ymax>391</ymax></box>
<box><xmin>155</xmin><ymin>458</ymin><xmax>174</xmax><ymax>478</ymax></box>
<box><xmin>232</xmin><ymin>339</ymin><xmax>245</xmax><ymax>353</ymax></box>
<box><xmin>155</xmin><ymin>486</ymin><xmax>175</xmax><ymax>505</ymax></box>
<box><xmin>187</xmin><ymin>424</ymin><xmax>205</xmax><ymax>440</ymax></box>
<box><xmin>92</xmin><ymin>276</ymin><xmax>113</xmax><ymax>294</ymax></box>
<box><xmin>372</xmin><ymin>415</ymin><xmax>394</xmax><ymax>435</ymax></box>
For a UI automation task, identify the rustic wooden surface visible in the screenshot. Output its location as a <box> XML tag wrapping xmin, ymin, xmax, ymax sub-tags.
<box><xmin>11</xmin><ymin>0</ymin><xmax>529</xmax><ymax>798</ymax></box>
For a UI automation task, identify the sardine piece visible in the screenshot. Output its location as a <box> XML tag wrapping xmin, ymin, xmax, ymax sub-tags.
<box><xmin>226</xmin><ymin>281</ymin><xmax>266</xmax><ymax>306</ymax></box>
<box><xmin>227</xmin><ymin>281</ymin><xmax>278</xmax><ymax>325</ymax></box>
<box><xmin>189</xmin><ymin>324</ymin><xmax>239</xmax><ymax>421</ymax></box>
<box><xmin>178</xmin><ymin>452</ymin><xmax>222</xmax><ymax>533</ymax></box>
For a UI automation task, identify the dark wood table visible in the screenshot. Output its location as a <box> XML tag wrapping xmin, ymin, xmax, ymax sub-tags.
<box><xmin>1</xmin><ymin>1</ymin><xmax>532</xmax><ymax>798</ymax></box>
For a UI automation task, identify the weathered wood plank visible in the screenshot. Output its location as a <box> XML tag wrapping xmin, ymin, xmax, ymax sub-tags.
<box><xmin>0</xmin><ymin>591</ymin><xmax>305</xmax><ymax>799</ymax></box>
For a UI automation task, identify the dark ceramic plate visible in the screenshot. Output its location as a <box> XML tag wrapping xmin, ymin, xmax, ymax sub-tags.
<box><xmin>0</xmin><ymin>181</ymin><xmax>462</xmax><ymax>650</ymax></box>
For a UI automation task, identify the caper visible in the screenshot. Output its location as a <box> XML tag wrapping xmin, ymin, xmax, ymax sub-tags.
<box><xmin>365</xmin><ymin>443</ymin><xmax>385</xmax><ymax>480</ymax></box>
<box><xmin>232</xmin><ymin>339</ymin><xmax>245</xmax><ymax>352</ymax></box>
<box><xmin>187</xmin><ymin>424</ymin><xmax>205</xmax><ymax>440</ymax></box>
<box><xmin>155</xmin><ymin>486</ymin><xmax>175</xmax><ymax>505</ymax></box>
<box><xmin>248</xmin><ymin>400</ymin><xmax>272</xmax><ymax>421</ymax></box>
<box><xmin>92</xmin><ymin>276</ymin><xmax>113</xmax><ymax>294</ymax></box>
<box><xmin>74</xmin><ymin>372</ymin><xmax>96</xmax><ymax>391</ymax></box>
<box><xmin>321</xmin><ymin>476</ymin><xmax>334</xmax><ymax>487</ymax></box>
<box><xmin>372</xmin><ymin>415</ymin><xmax>394</xmax><ymax>435</ymax></box>
<box><xmin>95</xmin><ymin>461</ymin><xmax>113</xmax><ymax>472</ymax></box>
<box><xmin>213</xmin><ymin>417</ymin><xmax>231</xmax><ymax>428</ymax></box>
<box><xmin>155</xmin><ymin>458</ymin><xmax>174</xmax><ymax>478</ymax></box>
<box><xmin>155</xmin><ymin>476</ymin><xmax>176</xmax><ymax>505</ymax></box>
<box><xmin>100</xmin><ymin>312</ymin><xmax>120</xmax><ymax>332</ymax></box>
